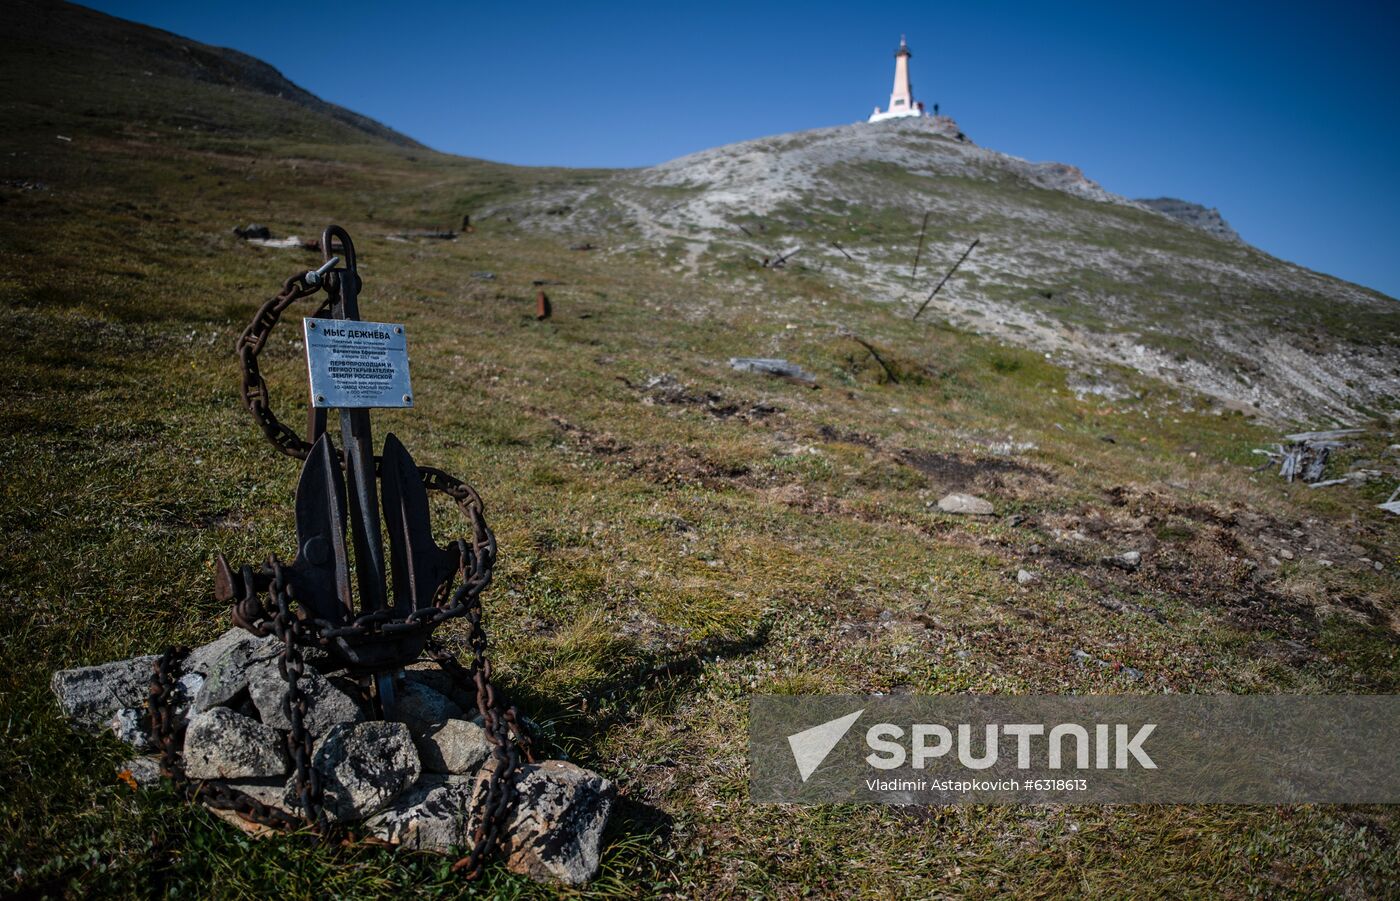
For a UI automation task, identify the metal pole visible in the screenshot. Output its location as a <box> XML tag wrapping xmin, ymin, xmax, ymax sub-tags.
<box><xmin>913</xmin><ymin>238</ymin><xmax>979</xmax><ymax>321</ymax></box>
<box><xmin>910</xmin><ymin>211</ymin><xmax>930</xmax><ymax>279</ymax></box>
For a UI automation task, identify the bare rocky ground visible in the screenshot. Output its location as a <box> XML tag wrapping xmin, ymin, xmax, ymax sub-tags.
<box><xmin>502</xmin><ymin>117</ymin><xmax>1399</xmax><ymax>425</ymax></box>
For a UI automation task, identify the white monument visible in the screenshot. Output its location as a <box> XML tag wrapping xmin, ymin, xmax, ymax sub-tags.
<box><xmin>869</xmin><ymin>36</ymin><xmax>926</xmax><ymax>122</ymax></box>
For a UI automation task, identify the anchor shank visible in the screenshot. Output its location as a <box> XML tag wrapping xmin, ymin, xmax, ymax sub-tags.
<box><xmin>341</xmin><ymin>408</ymin><xmax>387</xmax><ymax>616</ymax></box>
<box><xmin>331</xmin><ymin>261</ymin><xmax>389</xmax><ymax>618</ymax></box>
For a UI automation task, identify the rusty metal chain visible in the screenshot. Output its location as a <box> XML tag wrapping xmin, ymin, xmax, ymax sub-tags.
<box><xmin>271</xmin><ymin>561</ymin><xmax>327</xmax><ymax>832</ymax></box>
<box><xmin>147</xmin><ymin>646</ymin><xmax>305</xmax><ymax>833</ymax></box>
<box><xmin>425</xmin><ymin>638</ymin><xmax>539</xmax><ymax>877</ymax></box>
<box><xmin>236</xmin><ymin>272</ymin><xmax>332</xmax><ymax>462</ymax></box>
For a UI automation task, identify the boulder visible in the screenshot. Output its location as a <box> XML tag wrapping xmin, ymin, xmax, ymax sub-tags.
<box><xmin>247</xmin><ymin>659</ymin><xmax>364</xmax><ymax>737</ymax></box>
<box><xmin>292</xmin><ymin>721</ymin><xmax>420</xmax><ymax>823</ymax></box>
<box><xmin>192</xmin><ymin>632</ymin><xmax>280</xmax><ymax>712</ymax></box>
<box><xmin>403</xmin><ymin>664</ymin><xmax>476</xmax><ymax>712</ymax></box>
<box><xmin>416</xmin><ymin>719</ymin><xmax>492</xmax><ymax>775</ymax></box>
<box><xmin>220</xmin><ymin>777</ymin><xmax>298</xmax><ymax>815</ymax></box>
<box><xmin>496</xmin><ymin>760</ymin><xmax>615</xmax><ymax>886</ymax></box>
<box><xmin>202</xmin><ymin>777</ymin><xmax>301</xmax><ymax>837</ymax></box>
<box><xmin>232</xmin><ymin>223</ymin><xmax>271</xmax><ymax>240</ymax></box>
<box><xmin>391</xmin><ymin>680</ymin><xmax>463</xmax><ymax>737</ymax></box>
<box><xmin>1104</xmin><ymin>550</ymin><xmax>1142</xmax><ymax>571</ymax></box>
<box><xmin>107</xmin><ymin>707</ymin><xmax>153</xmax><ymax>751</ymax></box>
<box><xmin>51</xmin><ymin>655</ymin><xmax>158</xmax><ymax>730</ymax></box>
<box><xmin>184</xmin><ymin>628</ymin><xmax>255</xmax><ymax>677</ymax></box>
<box><xmin>183</xmin><ymin>707</ymin><xmax>288</xmax><ymax>780</ymax></box>
<box><xmin>365</xmin><ymin>775</ymin><xmax>474</xmax><ymax>852</ymax></box>
<box><xmin>936</xmin><ymin>493</ymin><xmax>995</xmax><ymax>516</ymax></box>
<box><xmin>116</xmin><ymin>756</ymin><xmax>164</xmax><ymax>788</ymax></box>
<box><xmin>728</xmin><ymin>357</ymin><xmax>817</xmax><ymax>384</ymax></box>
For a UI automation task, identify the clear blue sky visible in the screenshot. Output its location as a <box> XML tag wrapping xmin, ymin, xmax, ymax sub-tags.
<box><xmin>86</xmin><ymin>1</ymin><xmax>1400</xmax><ymax>299</ymax></box>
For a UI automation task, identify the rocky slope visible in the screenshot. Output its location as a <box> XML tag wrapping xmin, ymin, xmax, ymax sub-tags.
<box><xmin>503</xmin><ymin>118</ymin><xmax>1398</xmax><ymax>424</ymax></box>
<box><xmin>1137</xmin><ymin>197</ymin><xmax>1242</xmax><ymax>243</ymax></box>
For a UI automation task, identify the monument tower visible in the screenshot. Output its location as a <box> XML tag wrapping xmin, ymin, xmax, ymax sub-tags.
<box><xmin>869</xmin><ymin>35</ymin><xmax>926</xmax><ymax>122</ymax></box>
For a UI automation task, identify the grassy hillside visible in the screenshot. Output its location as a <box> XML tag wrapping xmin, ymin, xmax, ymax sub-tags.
<box><xmin>1</xmin><ymin>2</ymin><xmax>1397</xmax><ymax>897</ymax></box>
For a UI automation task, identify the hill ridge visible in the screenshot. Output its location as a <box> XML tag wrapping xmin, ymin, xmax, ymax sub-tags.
<box><xmin>502</xmin><ymin>117</ymin><xmax>1396</xmax><ymax>423</ymax></box>
<box><xmin>6</xmin><ymin>0</ymin><xmax>422</xmax><ymax>148</ymax></box>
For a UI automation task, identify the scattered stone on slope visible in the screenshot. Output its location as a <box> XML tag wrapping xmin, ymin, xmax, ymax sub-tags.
<box><xmin>51</xmin><ymin>655</ymin><xmax>158</xmax><ymax>730</ymax></box>
<box><xmin>233</xmin><ymin>223</ymin><xmax>271</xmax><ymax>240</ymax></box>
<box><xmin>416</xmin><ymin>718</ymin><xmax>492</xmax><ymax>774</ymax></box>
<box><xmin>292</xmin><ymin>721</ymin><xmax>420</xmax><ymax>823</ymax></box>
<box><xmin>493</xmin><ymin>760</ymin><xmax>616</xmax><ymax>886</ymax></box>
<box><xmin>183</xmin><ymin>707</ymin><xmax>288</xmax><ymax>780</ymax></box>
<box><xmin>728</xmin><ymin>357</ymin><xmax>817</xmax><ymax>385</ymax></box>
<box><xmin>1016</xmin><ymin>569</ymin><xmax>1038</xmax><ymax>585</ymax></box>
<box><xmin>247</xmin><ymin>659</ymin><xmax>365</xmax><ymax>736</ymax></box>
<box><xmin>1104</xmin><ymin>550</ymin><xmax>1142</xmax><ymax>571</ymax></box>
<box><xmin>1072</xmin><ymin>649</ymin><xmax>1145</xmax><ymax>682</ymax></box>
<box><xmin>936</xmin><ymin>493</ymin><xmax>994</xmax><ymax>515</ymax></box>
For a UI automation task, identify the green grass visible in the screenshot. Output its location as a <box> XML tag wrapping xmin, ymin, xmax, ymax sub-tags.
<box><xmin>1</xmin><ymin>3</ymin><xmax>1398</xmax><ymax>898</ymax></box>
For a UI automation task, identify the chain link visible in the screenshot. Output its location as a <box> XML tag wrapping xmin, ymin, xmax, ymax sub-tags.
<box><xmin>148</xmin><ymin>647</ymin><xmax>306</xmax><ymax>832</ymax></box>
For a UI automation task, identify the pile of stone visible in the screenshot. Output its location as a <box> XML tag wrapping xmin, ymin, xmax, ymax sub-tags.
<box><xmin>51</xmin><ymin>628</ymin><xmax>613</xmax><ymax>886</ymax></box>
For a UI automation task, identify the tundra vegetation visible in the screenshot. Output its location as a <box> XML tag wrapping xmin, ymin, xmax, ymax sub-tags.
<box><xmin>1</xmin><ymin>2</ymin><xmax>1396</xmax><ymax>896</ymax></box>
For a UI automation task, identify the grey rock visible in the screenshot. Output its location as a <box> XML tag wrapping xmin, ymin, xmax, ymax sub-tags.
<box><xmin>728</xmin><ymin>357</ymin><xmax>817</xmax><ymax>384</ymax></box>
<box><xmin>117</xmin><ymin>756</ymin><xmax>164</xmax><ymax>788</ymax></box>
<box><xmin>1105</xmin><ymin>550</ymin><xmax>1142</xmax><ymax>571</ymax></box>
<box><xmin>177</xmin><ymin>672</ymin><xmax>205</xmax><ymax>708</ymax></box>
<box><xmin>233</xmin><ymin>223</ymin><xmax>272</xmax><ymax>240</ymax></box>
<box><xmin>51</xmin><ymin>655</ymin><xmax>158</xmax><ymax>730</ymax></box>
<box><xmin>403</xmin><ymin>664</ymin><xmax>476</xmax><ymax>712</ymax></box>
<box><xmin>183</xmin><ymin>707</ymin><xmax>288</xmax><ymax>780</ymax></box>
<box><xmin>496</xmin><ymin>760</ymin><xmax>615</xmax><ymax>886</ymax></box>
<box><xmin>1016</xmin><ymin>569</ymin><xmax>1038</xmax><ymax>585</ymax></box>
<box><xmin>417</xmin><ymin>719</ymin><xmax>492</xmax><ymax>774</ymax></box>
<box><xmin>107</xmin><ymin>707</ymin><xmax>154</xmax><ymax>751</ymax></box>
<box><xmin>292</xmin><ymin>721</ymin><xmax>420</xmax><ymax>823</ymax></box>
<box><xmin>194</xmin><ymin>632</ymin><xmax>280</xmax><ymax>712</ymax></box>
<box><xmin>936</xmin><ymin>493</ymin><xmax>994</xmax><ymax>516</ymax></box>
<box><xmin>248</xmin><ymin>659</ymin><xmax>364</xmax><ymax>737</ymax></box>
<box><xmin>219</xmin><ymin>778</ymin><xmax>297</xmax><ymax>815</ymax></box>
<box><xmin>184</xmin><ymin>628</ymin><xmax>253</xmax><ymax>677</ymax></box>
<box><xmin>391</xmin><ymin>680</ymin><xmax>463</xmax><ymax>736</ymax></box>
<box><xmin>366</xmin><ymin>775</ymin><xmax>474</xmax><ymax>852</ymax></box>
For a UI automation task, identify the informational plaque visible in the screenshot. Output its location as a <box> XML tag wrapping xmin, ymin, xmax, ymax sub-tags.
<box><xmin>302</xmin><ymin>317</ymin><xmax>413</xmax><ymax>409</ymax></box>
